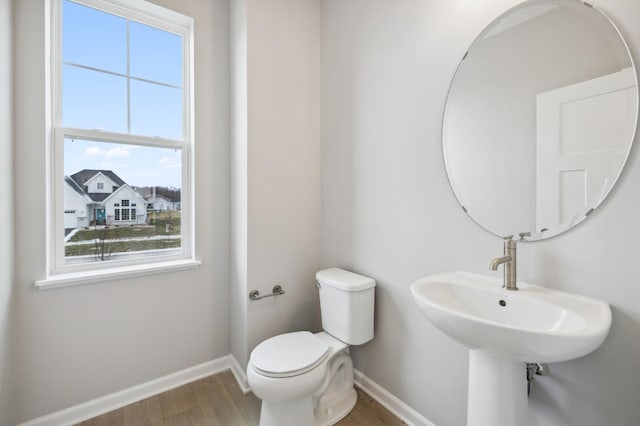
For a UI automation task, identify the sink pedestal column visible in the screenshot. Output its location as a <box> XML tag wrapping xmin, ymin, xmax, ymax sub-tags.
<box><xmin>467</xmin><ymin>349</ymin><xmax>527</xmax><ymax>426</ymax></box>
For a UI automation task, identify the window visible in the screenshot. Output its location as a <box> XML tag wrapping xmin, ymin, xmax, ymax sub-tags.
<box><xmin>51</xmin><ymin>0</ymin><xmax>194</xmax><ymax>275</ymax></box>
<box><xmin>115</xmin><ymin>199</ymin><xmax>135</xmax><ymax>222</ymax></box>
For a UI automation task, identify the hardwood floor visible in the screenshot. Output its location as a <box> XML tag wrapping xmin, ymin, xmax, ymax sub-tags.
<box><xmin>76</xmin><ymin>370</ymin><xmax>406</xmax><ymax>426</ymax></box>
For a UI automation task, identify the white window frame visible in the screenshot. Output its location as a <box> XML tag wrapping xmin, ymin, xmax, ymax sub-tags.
<box><xmin>41</xmin><ymin>0</ymin><xmax>197</xmax><ymax>287</ymax></box>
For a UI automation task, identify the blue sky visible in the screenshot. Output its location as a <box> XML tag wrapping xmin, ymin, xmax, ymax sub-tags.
<box><xmin>64</xmin><ymin>138</ymin><xmax>182</xmax><ymax>189</ymax></box>
<box><xmin>62</xmin><ymin>0</ymin><xmax>183</xmax><ymax>188</ymax></box>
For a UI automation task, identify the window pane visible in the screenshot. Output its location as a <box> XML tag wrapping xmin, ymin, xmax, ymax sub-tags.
<box><xmin>130</xmin><ymin>80</ymin><xmax>182</xmax><ymax>140</ymax></box>
<box><xmin>63</xmin><ymin>0</ymin><xmax>126</xmax><ymax>74</ymax></box>
<box><xmin>63</xmin><ymin>64</ymin><xmax>127</xmax><ymax>132</ymax></box>
<box><xmin>64</xmin><ymin>138</ymin><xmax>183</xmax><ymax>263</ymax></box>
<box><xmin>129</xmin><ymin>21</ymin><xmax>182</xmax><ymax>87</ymax></box>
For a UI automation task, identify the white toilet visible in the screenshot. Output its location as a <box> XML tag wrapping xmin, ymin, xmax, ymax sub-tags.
<box><xmin>247</xmin><ymin>267</ymin><xmax>376</xmax><ymax>426</ymax></box>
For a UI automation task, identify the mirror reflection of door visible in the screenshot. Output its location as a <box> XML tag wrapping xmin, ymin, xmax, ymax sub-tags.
<box><xmin>536</xmin><ymin>67</ymin><xmax>637</xmax><ymax>233</ymax></box>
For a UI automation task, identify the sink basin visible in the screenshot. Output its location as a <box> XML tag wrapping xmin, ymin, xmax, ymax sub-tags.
<box><xmin>410</xmin><ymin>271</ymin><xmax>611</xmax><ymax>363</ymax></box>
<box><xmin>411</xmin><ymin>271</ymin><xmax>612</xmax><ymax>426</ymax></box>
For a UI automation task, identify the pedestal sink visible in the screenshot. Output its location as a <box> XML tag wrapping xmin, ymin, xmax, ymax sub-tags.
<box><xmin>410</xmin><ymin>271</ymin><xmax>612</xmax><ymax>426</ymax></box>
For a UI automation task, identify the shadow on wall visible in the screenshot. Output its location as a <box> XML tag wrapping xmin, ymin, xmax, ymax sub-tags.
<box><xmin>529</xmin><ymin>305</ymin><xmax>640</xmax><ymax>426</ymax></box>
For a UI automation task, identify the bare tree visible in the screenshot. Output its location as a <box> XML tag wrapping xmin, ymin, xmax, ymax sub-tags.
<box><xmin>92</xmin><ymin>210</ymin><xmax>112</xmax><ymax>261</ymax></box>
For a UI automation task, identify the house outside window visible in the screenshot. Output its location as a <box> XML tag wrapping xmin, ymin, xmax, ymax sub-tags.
<box><xmin>51</xmin><ymin>0</ymin><xmax>194</xmax><ymax>276</ymax></box>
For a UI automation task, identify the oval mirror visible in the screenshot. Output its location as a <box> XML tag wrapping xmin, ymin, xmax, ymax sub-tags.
<box><xmin>443</xmin><ymin>0</ymin><xmax>638</xmax><ymax>241</ymax></box>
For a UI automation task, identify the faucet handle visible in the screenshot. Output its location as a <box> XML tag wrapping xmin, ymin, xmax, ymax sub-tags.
<box><xmin>502</xmin><ymin>234</ymin><xmax>516</xmax><ymax>250</ymax></box>
<box><xmin>519</xmin><ymin>232</ymin><xmax>531</xmax><ymax>241</ymax></box>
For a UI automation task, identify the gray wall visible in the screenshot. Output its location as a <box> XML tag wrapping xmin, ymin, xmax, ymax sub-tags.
<box><xmin>230</xmin><ymin>0</ymin><xmax>250</xmax><ymax>370</ymax></box>
<box><xmin>245</xmin><ymin>0</ymin><xmax>322</xmax><ymax>360</ymax></box>
<box><xmin>231</xmin><ymin>0</ymin><xmax>322</xmax><ymax>368</ymax></box>
<box><xmin>0</xmin><ymin>0</ymin><xmax>15</xmax><ymax>424</ymax></box>
<box><xmin>12</xmin><ymin>0</ymin><xmax>231</xmax><ymax>422</ymax></box>
<box><xmin>321</xmin><ymin>0</ymin><xmax>640</xmax><ymax>425</ymax></box>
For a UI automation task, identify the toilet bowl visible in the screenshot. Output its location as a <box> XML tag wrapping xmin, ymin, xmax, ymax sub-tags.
<box><xmin>247</xmin><ymin>268</ymin><xmax>376</xmax><ymax>426</ymax></box>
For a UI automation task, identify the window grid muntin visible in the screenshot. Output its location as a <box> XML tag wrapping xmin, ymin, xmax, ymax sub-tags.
<box><xmin>62</xmin><ymin>62</ymin><xmax>182</xmax><ymax>91</ymax></box>
<box><xmin>62</xmin><ymin>1</ymin><xmax>183</xmax><ymax>138</ymax></box>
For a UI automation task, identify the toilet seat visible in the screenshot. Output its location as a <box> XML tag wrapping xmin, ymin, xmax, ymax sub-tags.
<box><xmin>250</xmin><ymin>331</ymin><xmax>329</xmax><ymax>378</ymax></box>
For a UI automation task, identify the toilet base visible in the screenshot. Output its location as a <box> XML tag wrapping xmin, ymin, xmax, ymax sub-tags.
<box><xmin>314</xmin><ymin>387</ymin><xmax>357</xmax><ymax>426</ymax></box>
<box><xmin>257</xmin><ymin>388</ymin><xmax>357</xmax><ymax>426</ymax></box>
<box><xmin>313</xmin><ymin>350</ymin><xmax>357</xmax><ymax>425</ymax></box>
<box><xmin>259</xmin><ymin>395</ymin><xmax>315</xmax><ymax>426</ymax></box>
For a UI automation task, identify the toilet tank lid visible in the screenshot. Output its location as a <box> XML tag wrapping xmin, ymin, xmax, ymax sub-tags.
<box><xmin>316</xmin><ymin>268</ymin><xmax>376</xmax><ymax>291</ymax></box>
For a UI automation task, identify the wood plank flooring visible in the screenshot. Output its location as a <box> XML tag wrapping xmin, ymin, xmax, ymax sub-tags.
<box><xmin>76</xmin><ymin>370</ymin><xmax>406</xmax><ymax>426</ymax></box>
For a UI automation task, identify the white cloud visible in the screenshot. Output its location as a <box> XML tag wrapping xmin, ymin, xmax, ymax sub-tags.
<box><xmin>84</xmin><ymin>146</ymin><xmax>105</xmax><ymax>157</ymax></box>
<box><xmin>158</xmin><ymin>157</ymin><xmax>180</xmax><ymax>169</ymax></box>
<box><xmin>100</xmin><ymin>162</ymin><xmax>127</xmax><ymax>170</ymax></box>
<box><xmin>106</xmin><ymin>147</ymin><xmax>130</xmax><ymax>159</ymax></box>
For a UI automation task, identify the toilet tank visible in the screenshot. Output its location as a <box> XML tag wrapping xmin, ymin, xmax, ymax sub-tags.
<box><xmin>316</xmin><ymin>268</ymin><xmax>375</xmax><ymax>345</ymax></box>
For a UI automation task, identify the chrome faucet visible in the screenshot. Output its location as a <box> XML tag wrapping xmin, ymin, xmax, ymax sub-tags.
<box><xmin>489</xmin><ymin>235</ymin><xmax>517</xmax><ymax>291</ymax></box>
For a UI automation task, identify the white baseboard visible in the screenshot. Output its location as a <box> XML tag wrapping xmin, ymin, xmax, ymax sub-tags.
<box><xmin>228</xmin><ymin>353</ymin><xmax>250</xmax><ymax>393</ymax></box>
<box><xmin>18</xmin><ymin>355</ymin><xmax>240</xmax><ymax>426</ymax></box>
<box><xmin>354</xmin><ymin>369</ymin><xmax>435</xmax><ymax>426</ymax></box>
<box><xmin>18</xmin><ymin>356</ymin><xmax>434</xmax><ymax>426</ymax></box>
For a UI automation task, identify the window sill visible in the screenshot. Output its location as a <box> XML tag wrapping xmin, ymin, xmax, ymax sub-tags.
<box><xmin>34</xmin><ymin>258</ymin><xmax>202</xmax><ymax>290</ymax></box>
